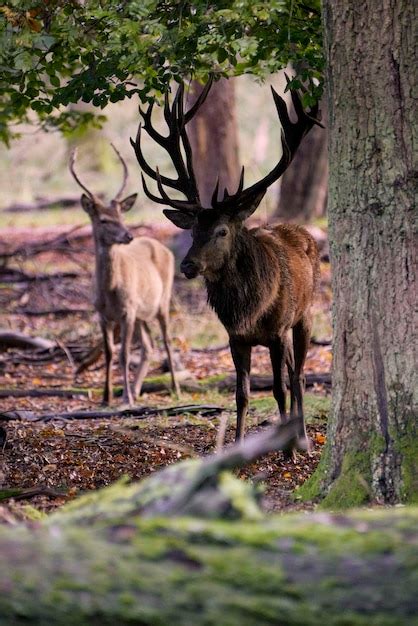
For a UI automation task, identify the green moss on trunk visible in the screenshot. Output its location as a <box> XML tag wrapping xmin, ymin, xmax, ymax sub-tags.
<box><xmin>0</xmin><ymin>476</ymin><xmax>417</xmax><ymax>625</ymax></box>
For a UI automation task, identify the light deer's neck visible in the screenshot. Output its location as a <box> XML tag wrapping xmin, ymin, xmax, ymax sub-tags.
<box><xmin>93</xmin><ymin>235</ymin><xmax>115</xmax><ymax>294</ymax></box>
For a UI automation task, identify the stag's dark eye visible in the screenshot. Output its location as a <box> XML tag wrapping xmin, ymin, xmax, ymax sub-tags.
<box><xmin>217</xmin><ymin>228</ymin><xmax>228</xmax><ymax>238</ymax></box>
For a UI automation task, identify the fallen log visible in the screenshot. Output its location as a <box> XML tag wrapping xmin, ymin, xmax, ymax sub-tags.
<box><xmin>0</xmin><ymin>388</ymin><xmax>91</xmax><ymax>399</ymax></box>
<box><xmin>0</xmin><ymin>330</ymin><xmax>55</xmax><ymax>351</ymax></box>
<box><xmin>0</xmin><ymin>403</ymin><xmax>228</xmax><ymax>422</ymax></box>
<box><xmin>0</xmin><ymin>268</ymin><xmax>87</xmax><ymax>283</ymax></box>
<box><xmin>2</xmin><ymin>195</ymin><xmax>80</xmax><ymax>213</ymax></box>
<box><xmin>0</xmin><ymin>418</ymin><xmax>416</xmax><ymax>625</ymax></box>
<box><xmin>13</xmin><ymin>307</ymin><xmax>93</xmax><ymax>317</ymax></box>
<box><xmin>217</xmin><ymin>372</ymin><xmax>332</xmax><ymax>391</ymax></box>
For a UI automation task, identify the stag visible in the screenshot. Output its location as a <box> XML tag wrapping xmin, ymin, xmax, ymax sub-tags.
<box><xmin>70</xmin><ymin>145</ymin><xmax>180</xmax><ymax>405</ymax></box>
<box><xmin>131</xmin><ymin>79</ymin><xmax>321</xmax><ymax>448</ymax></box>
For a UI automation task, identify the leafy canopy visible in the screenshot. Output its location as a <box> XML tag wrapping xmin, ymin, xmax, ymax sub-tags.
<box><xmin>0</xmin><ymin>1</ymin><xmax>323</xmax><ymax>143</ymax></box>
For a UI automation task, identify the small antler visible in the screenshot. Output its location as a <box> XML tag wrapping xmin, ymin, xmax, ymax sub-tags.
<box><xmin>131</xmin><ymin>77</ymin><xmax>214</xmax><ymax>213</ymax></box>
<box><xmin>110</xmin><ymin>143</ymin><xmax>129</xmax><ymax>201</ymax></box>
<box><xmin>69</xmin><ymin>148</ymin><xmax>95</xmax><ymax>198</ymax></box>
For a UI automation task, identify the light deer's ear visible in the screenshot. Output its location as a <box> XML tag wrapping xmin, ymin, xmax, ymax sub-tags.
<box><xmin>230</xmin><ymin>191</ymin><xmax>266</xmax><ymax>223</ymax></box>
<box><xmin>120</xmin><ymin>193</ymin><xmax>138</xmax><ymax>212</ymax></box>
<box><xmin>163</xmin><ymin>209</ymin><xmax>195</xmax><ymax>230</ymax></box>
<box><xmin>81</xmin><ymin>194</ymin><xmax>96</xmax><ymax>215</ymax></box>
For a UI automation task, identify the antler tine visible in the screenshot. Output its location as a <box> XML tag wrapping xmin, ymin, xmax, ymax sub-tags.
<box><xmin>69</xmin><ymin>148</ymin><xmax>95</xmax><ymax>198</ymax></box>
<box><xmin>211</xmin><ymin>178</ymin><xmax>220</xmax><ymax>206</ymax></box>
<box><xmin>110</xmin><ymin>143</ymin><xmax>128</xmax><ymax>201</ymax></box>
<box><xmin>184</xmin><ymin>74</ymin><xmax>214</xmax><ymax>124</ymax></box>
<box><xmin>130</xmin><ymin>124</ymin><xmax>183</xmax><ymax>190</ymax></box>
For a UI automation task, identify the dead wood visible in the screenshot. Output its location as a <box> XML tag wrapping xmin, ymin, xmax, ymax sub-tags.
<box><xmin>0</xmin><ymin>486</ymin><xmax>65</xmax><ymax>502</ymax></box>
<box><xmin>14</xmin><ymin>307</ymin><xmax>93</xmax><ymax>317</ymax></box>
<box><xmin>0</xmin><ymin>268</ymin><xmax>88</xmax><ymax>283</ymax></box>
<box><xmin>217</xmin><ymin>373</ymin><xmax>331</xmax><ymax>391</ymax></box>
<box><xmin>2</xmin><ymin>195</ymin><xmax>80</xmax><ymax>213</ymax></box>
<box><xmin>0</xmin><ymin>404</ymin><xmax>228</xmax><ymax>422</ymax></box>
<box><xmin>0</xmin><ymin>331</ymin><xmax>55</xmax><ymax>351</ymax></box>
<box><xmin>0</xmin><ymin>388</ymin><xmax>91</xmax><ymax>399</ymax></box>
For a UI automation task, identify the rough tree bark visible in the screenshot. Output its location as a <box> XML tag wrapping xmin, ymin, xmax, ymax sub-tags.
<box><xmin>300</xmin><ymin>0</ymin><xmax>417</xmax><ymax>506</ymax></box>
<box><xmin>275</xmin><ymin>99</ymin><xmax>328</xmax><ymax>221</ymax></box>
<box><xmin>0</xmin><ymin>473</ymin><xmax>417</xmax><ymax>625</ymax></box>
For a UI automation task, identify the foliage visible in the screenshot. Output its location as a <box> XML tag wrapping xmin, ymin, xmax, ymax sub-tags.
<box><xmin>0</xmin><ymin>0</ymin><xmax>323</xmax><ymax>143</ymax></box>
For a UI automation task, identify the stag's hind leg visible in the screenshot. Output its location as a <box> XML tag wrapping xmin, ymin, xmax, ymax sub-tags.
<box><xmin>291</xmin><ymin>312</ymin><xmax>313</xmax><ymax>448</ymax></box>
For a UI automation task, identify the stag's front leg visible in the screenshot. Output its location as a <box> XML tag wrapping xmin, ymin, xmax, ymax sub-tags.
<box><xmin>230</xmin><ymin>339</ymin><xmax>252</xmax><ymax>441</ymax></box>
<box><xmin>120</xmin><ymin>317</ymin><xmax>135</xmax><ymax>405</ymax></box>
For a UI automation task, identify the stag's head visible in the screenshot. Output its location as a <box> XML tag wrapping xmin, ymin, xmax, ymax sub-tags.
<box><xmin>131</xmin><ymin>77</ymin><xmax>322</xmax><ymax>279</ymax></box>
<box><xmin>69</xmin><ymin>145</ymin><xmax>137</xmax><ymax>247</ymax></box>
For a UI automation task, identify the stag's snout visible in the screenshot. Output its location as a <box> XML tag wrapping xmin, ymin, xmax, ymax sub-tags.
<box><xmin>180</xmin><ymin>258</ymin><xmax>201</xmax><ymax>279</ymax></box>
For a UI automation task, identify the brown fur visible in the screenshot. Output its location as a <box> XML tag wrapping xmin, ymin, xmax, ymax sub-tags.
<box><xmin>181</xmin><ymin>213</ymin><xmax>319</xmax><ymax>443</ymax></box>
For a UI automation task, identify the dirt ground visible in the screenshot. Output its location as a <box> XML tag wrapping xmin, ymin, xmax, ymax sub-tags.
<box><xmin>0</xmin><ymin>222</ymin><xmax>332</xmax><ymax>521</ymax></box>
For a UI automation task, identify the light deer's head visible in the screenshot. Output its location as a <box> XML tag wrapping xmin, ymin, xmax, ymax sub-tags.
<box><xmin>70</xmin><ymin>145</ymin><xmax>137</xmax><ymax>247</ymax></box>
<box><xmin>131</xmin><ymin>77</ymin><xmax>322</xmax><ymax>279</ymax></box>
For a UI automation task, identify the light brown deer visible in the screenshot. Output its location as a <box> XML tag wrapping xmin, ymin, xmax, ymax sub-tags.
<box><xmin>69</xmin><ymin>145</ymin><xmax>180</xmax><ymax>405</ymax></box>
<box><xmin>132</xmin><ymin>78</ymin><xmax>321</xmax><ymax>449</ymax></box>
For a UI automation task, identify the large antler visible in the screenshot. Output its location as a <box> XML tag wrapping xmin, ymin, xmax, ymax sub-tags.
<box><xmin>132</xmin><ymin>76</ymin><xmax>322</xmax><ymax>216</ymax></box>
<box><xmin>130</xmin><ymin>78</ymin><xmax>213</xmax><ymax>213</ymax></box>
<box><xmin>213</xmin><ymin>75</ymin><xmax>324</xmax><ymax>214</ymax></box>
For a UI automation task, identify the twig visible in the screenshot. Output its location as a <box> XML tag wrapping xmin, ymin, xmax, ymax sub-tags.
<box><xmin>0</xmin><ymin>388</ymin><xmax>91</xmax><ymax>399</ymax></box>
<box><xmin>0</xmin><ymin>486</ymin><xmax>65</xmax><ymax>502</ymax></box>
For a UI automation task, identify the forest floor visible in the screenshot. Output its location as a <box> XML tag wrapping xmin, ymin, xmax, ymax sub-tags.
<box><xmin>0</xmin><ymin>220</ymin><xmax>332</xmax><ymax>523</ymax></box>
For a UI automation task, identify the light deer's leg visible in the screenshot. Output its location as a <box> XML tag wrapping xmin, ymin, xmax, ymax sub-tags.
<box><xmin>269</xmin><ymin>339</ymin><xmax>288</xmax><ymax>422</ymax></box>
<box><xmin>120</xmin><ymin>317</ymin><xmax>135</xmax><ymax>405</ymax></box>
<box><xmin>101</xmin><ymin>320</ymin><xmax>115</xmax><ymax>405</ymax></box>
<box><xmin>158</xmin><ymin>311</ymin><xmax>180</xmax><ymax>396</ymax></box>
<box><xmin>292</xmin><ymin>312</ymin><xmax>313</xmax><ymax>447</ymax></box>
<box><xmin>132</xmin><ymin>323</ymin><xmax>153</xmax><ymax>399</ymax></box>
<box><xmin>230</xmin><ymin>340</ymin><xmax>252</xmax><ymax>442</ymax></box>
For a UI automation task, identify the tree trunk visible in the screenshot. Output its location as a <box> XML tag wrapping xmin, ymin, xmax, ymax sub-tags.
<box><xmin>275</xmin><ymin>99</ymin><xmax>328</xmax><ymax>221</ymax></box>
<box><xmin>300</xmin><ymin>1</ymin><xmax>417</xmax><ymax>506</ymax></box>
<box><xmin>188</xmin><ymin>77</ymin><xmax>241</xmax><ymax>206</ymax></box>
<box><xmin>0</xmin><ymin>479</ymin><xmax>417</xmax><ymax>625</ymax></box>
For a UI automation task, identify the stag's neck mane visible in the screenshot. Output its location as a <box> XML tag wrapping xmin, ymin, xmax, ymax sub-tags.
<box><xmin>205</xmin><ymin>226</ymin><xmax>284</xmax><ymax>336</ymax></box>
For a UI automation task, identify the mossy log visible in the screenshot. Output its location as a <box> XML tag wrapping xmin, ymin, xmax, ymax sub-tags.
<box><xmin>0</xmin><ymin>502</ymin><xmax>417</xmax><ymax>625</ymax></box>
<box><xmin>1</xmin><ymin>423</ymin><xmax>417</xmax><ymax>625</ymax></box>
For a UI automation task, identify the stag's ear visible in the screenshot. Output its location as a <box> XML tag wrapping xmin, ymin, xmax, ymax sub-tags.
<box><xmin>163</xmin><ymin>209</ymin><xmax>195</xmax><ymax>230</ymax></box>
<box><xmin>120</xmin><ymin>193</ymin><xmax>138</xmax><ymax>212</ymax></box>
<box><xmin>229</xmin><ymin>191</ymin><xmax>266</xmax><ymax>223</ymax></box>
<box><xmin>81</xmin><ymin>194</ymin><xmax>96</xmax><ymax>215</ymax></box>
